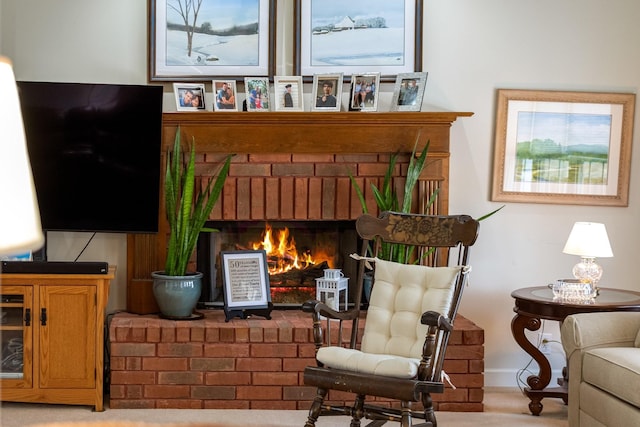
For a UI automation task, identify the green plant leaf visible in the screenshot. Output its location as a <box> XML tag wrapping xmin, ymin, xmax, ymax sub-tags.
<box><xmin>163</xmin><ymin>128</ymin><xmax>233</xmax><ymax>276</ymax></box>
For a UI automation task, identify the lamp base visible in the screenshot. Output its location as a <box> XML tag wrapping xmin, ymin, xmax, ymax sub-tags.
<box><xmin>572</xmin><ymin>257</ymin><xmax>603</xmax><ymax>288</ymax></box>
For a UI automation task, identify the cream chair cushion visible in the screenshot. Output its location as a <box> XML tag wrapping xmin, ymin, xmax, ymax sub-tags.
<box><xmin>316</xmin><ymin>258</ymin><xmax>462</xmax><ymax>378</ymax></box>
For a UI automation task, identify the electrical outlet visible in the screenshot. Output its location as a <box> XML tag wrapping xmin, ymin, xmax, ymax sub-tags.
<box><xmin>539</xmin><ymin>333</ymin><xmax>553</xmax><ymax>354</ymax></box>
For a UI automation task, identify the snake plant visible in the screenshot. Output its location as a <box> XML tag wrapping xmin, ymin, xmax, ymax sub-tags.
<box><xmin>163</xmin><ymin>129</ymin><xmax>232</xmax><ymax>276</ymax></box>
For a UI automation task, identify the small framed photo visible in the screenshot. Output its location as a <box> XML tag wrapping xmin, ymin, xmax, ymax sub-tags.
<box><xmin>244</xmin><ymin>77</ymin><xmax>271</xmax><ymax>112</ymax></box>
<box><xmin>391</xmin><ymin>72</ymin><xmax>428</xmax><ymax>112</ymax></box>
<box><xmin>274</xmin><ymin>76</ymin><xmax>304</xmax><ymax>111</ymax></box>
<box><xmin>221</xmin><ymin>250</ymin><xmax>271</xmax><ymax>310</ymax></box>
<box><xmin>173</xmin><ymin>83</ymin><xmax>206</xmax><ymax>111</ymax></box>
<box><xmin>312</xmin><ymin>73</ymin><xmax>343</xmax><ymax>112</ymax></box>
<box><xmin>350</xmin><ymin>73</ymin><xmax>380</xmax><ymax>112</ymax></box>
<box><xmin>213</xmin><ymin>80</ymin><xmax>238</xmax><ymax>111</ymax></box>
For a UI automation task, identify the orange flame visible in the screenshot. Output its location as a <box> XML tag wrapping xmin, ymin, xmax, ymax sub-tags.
<box><xmin>251</xmin><ymin>224</ymin><xmax>319</xmax><ymax>274</ymax></box>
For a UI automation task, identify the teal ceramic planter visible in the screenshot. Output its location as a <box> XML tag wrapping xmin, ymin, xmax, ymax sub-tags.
<box><xmin>152</xmin><ymin>271</ymin><xmax>203</xmax><ymax>318</ymax></box>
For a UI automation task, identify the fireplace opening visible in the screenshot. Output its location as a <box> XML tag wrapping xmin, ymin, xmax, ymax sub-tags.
<box><xmin>197</xmin><ymin>221</ymin><xmax>360</xmax><ymax>308</ymax></box>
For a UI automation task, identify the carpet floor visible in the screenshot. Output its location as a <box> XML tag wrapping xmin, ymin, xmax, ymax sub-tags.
<box><xmin>0</xmin><ymin>388</ymin><xmax>567</xmax><ymax>426</ymax></box>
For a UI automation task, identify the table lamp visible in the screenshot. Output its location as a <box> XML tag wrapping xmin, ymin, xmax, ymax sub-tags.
<box><xmin>0</xmin><ymin>56</ymin><xmax>44</xmax><ymax>257</ymax></box>
<box><xmin>562</xmin><ymin>222</ymin><xmax>613</xmax><ymax>289</ymax></box>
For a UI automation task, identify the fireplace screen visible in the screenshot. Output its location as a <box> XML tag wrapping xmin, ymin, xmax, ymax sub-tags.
<box><xmin>197</xmin><ymin>221</ymin><xmax>359</xmax><ymax>308</ymax></box>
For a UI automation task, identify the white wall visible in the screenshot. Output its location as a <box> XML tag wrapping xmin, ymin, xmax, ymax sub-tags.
<box><xmin>2</xmin><ymin>0</ymin><xmax>639</xmax><ymax>387</ymax></box>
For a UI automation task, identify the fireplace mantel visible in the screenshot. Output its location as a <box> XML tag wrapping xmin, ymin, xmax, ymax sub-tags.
<box><xmin>161</xmin><ymin>111</ymin><xmax>472</xmax><ymax>153</ymax></box>
<box><xmin>126</xmin><ymin>111</ymin><xmax>473</xmax><ymax>314</ymax></box>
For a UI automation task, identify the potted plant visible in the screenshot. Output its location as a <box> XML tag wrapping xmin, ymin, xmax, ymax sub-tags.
<box><xmin>349</xmin><ymin>140</ymin><xmax>502</xmax><ymax>299</ymax></box>
<box><xmin>152</xmin><ymin>129</ymin><xmax>232</xmax><ymax>319</ymax></box>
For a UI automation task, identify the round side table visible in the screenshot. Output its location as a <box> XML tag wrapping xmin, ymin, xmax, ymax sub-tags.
<box><xmin>511</xmin><ymin>286</ymin><xmax>640</xmax><ymax>416</ymax></box>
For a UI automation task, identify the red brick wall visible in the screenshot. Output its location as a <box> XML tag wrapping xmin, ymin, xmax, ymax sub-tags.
<box><xmin>198</xmin><ymin>152</ymin><xmax>443</xmax><ymax>221</ymax></box>
<box><xmin>109</xmin><ymin>310</ymin><xmax>484</xmax><ymax>411</ymax></box>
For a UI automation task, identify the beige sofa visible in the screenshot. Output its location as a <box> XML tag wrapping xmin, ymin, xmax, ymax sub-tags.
<box><xmin>561</xmin><ymin>311</ymin><xmax>640</xmax><ymax>427</ymax></box>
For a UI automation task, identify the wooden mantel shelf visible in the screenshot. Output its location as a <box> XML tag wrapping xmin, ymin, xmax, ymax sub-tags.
<box><xmin>162</xmin><ymin>111</ymin><xmax>473</xmax><ymax>154</ymax></box>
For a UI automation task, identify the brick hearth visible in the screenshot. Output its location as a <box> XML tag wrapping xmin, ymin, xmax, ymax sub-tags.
<box><xmin>109</xmin><ymin>310</ymin><xmax>484</xmax><ymax>411</ymax></box>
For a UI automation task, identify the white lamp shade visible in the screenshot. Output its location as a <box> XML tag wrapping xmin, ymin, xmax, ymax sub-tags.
<box><xmin>562</xmin><ymin>222</ymin><xmax>613</xmax><ymax>258</ymax></box>
<box><xmin>0</xmin><ymin>56</ymin><xmax>44</xmax><ymax>256</ymax></box>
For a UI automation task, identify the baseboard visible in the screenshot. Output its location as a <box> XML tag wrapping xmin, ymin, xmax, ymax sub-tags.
<box><xmin>485</xmin><ymin>368</ymin><xmax>564</xmax><ymax>388</ymax></box>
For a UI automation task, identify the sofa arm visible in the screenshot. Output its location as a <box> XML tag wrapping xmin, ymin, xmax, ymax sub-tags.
<box><xmin>561</xmin><ymin>311</ymin><xmax>640</xmax><ymax>357</ymax></box>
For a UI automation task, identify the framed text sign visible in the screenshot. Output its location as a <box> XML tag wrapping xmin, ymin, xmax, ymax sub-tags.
<box><xmin>221</xmin><ymin>250</ymin><xmax>271</xmax><ymax>311</ymax></box>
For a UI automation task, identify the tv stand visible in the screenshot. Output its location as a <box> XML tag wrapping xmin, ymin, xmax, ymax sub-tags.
<box><xmin>0</xmin><ymin>267</ymin><xmax>115</xmax><ymax>410</ymax></box>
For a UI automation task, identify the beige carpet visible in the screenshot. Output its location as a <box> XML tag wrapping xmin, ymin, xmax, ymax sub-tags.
<box><xmin>0</xmin><ymin>388</ymin><xmax>567</xmax><ymax>426</ymax></box>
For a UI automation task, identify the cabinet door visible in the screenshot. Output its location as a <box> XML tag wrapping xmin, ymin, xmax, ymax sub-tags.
<box><xmin>0</xmin><ymin>285</ymin><xmax>33</xmax><ymax>388</ymax></box>
<box><xmin>39</xmin><ymin>285</ymin><xmax>96</xmax><ymax>389</ymax></box>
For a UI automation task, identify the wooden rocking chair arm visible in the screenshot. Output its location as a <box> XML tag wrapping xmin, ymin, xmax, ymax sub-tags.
<box><xmin>301</xmin><ymin>299</ymin><xmax>359</xmax><ymax>321</ymax></box>
<box><xmin>420</xmin><ymin>311</ymin><xmax>452</xmax><ymax>332</ymax></box>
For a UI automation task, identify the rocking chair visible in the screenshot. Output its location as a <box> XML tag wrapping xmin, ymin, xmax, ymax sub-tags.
<box><xmin>302</xmin><ymin>212</ymin><xmax>479</xmax><ymax>427</ymax></box>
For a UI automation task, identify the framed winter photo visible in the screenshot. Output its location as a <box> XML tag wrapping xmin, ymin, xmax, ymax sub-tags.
<box><xmin>244</xmin><ymin>77</ymin><xmax>271</xmax><ymax>111</ymax></box>
<box><xmin>274</xmin><ymin>76</ymin><xmax>304</xmax><ymax>111</ymax></box>
<box><xmin>391</xmin><ymin>72</ymin><xmax>428</xmax><ymax>112</ymax></box>
<box><xmin>149</xmin><ymin>0</ymin><xmax>276</xmax><ymax>80</ymax></box>
<box><xmin>213</xmin><ymin>80</ymin><xmax>239</xmax><ymax>111</ymax></box>
<box><xmin>173</xmin><ymin>83</ymin><xmax>207</xmax><ymax>111</ymax></box>
<box><xmin>294</xmin><ymin>0</ymin><xmax>423</xmax><ymax>80</ymax></box>
<box><xmin>312</xmin><ymin>73</ymin><xmax>343</xmax><ymax>112</ymax></box>
<box><xmin>349</xmin><ymin>73</ymin><xmax>380</xmax><ymax>112</ymax></box>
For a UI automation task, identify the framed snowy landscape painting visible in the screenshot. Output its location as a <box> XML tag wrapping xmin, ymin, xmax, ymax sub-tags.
<box><xmin>150</xmin><ymin>0</ymin><xmax>275</xmax><ymax>80</ymax></box>
<box><xmin>294</xmin><ymin>0</ymin><xmax>423</xmax><ymax>80</ymax></box>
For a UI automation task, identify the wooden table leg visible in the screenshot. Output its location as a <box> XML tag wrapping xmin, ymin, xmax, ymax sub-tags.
<box><xmin>511</xmin><ymin>313</ymin><xmax>555</xmax><ymax>415</ymax></box>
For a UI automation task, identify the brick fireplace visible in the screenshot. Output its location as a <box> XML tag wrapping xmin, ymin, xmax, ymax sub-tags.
<box><xmin>127</xmin><ymin>111</ymin><xmax>472</xmax><ymax>313</ymax></box>
<box><xmin>109</xmin><ymin>310</ymin><xmax>484</xmax><ymax>411</ymax></box>
<box><xmin>114</xmin><ymin>111</ymin><xmax>485</xmax><ymax>411</ymax></box>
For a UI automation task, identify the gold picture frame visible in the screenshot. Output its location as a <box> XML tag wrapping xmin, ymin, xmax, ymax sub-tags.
<box><xmin>491</xmin><ymin>89</ymin><xmax>635</xmax><ymax>206</ymax></box>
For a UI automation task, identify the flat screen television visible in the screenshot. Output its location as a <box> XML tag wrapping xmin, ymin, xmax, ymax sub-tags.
<box><xmin>17</xmin><ymin>81</ymin><xmax>163</xmax><ymax>234</ymax></box>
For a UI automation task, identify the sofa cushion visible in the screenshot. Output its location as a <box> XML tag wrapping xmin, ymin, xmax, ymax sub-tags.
<box><xmin>583</xmin><ymin>347</ymin><xmax>640</xmax><ymax>408</ymax></box>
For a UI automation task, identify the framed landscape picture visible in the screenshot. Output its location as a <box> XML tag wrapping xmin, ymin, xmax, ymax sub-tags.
<box><xmin>173</xmin><ymin>83</ymin><xmax>207</xmax><ymax>111</ymax></box>
<box><xmin>311</xmin><ymin>73</ymin><xmax>343</xmax><ymax>112</ymax></box>
<box><xmin>294</xmin><ymin>0</ymin><xmax>423</xmax><ymax>80</ymax></box>
<box><xmin>390</xmin><ymin>72</ymin><xmax>428</xmax><ymax>111</ymax></box>
<box><xmin>149</xmin><ymin>0</ymin><xmax>276</xmax><ymax>80</ymax></box>
<box><xmin>491</xmin><ymin>89</ymin><xmax>635</xmax><ymax>206</ymax></box>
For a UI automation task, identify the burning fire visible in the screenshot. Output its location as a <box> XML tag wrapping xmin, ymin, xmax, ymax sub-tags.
<box><xmin>251</xmin><ymin>224</ymin><xmax>320</xmax><ymax>274</ymax></box>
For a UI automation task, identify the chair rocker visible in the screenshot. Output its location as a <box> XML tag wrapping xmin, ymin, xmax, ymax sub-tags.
<box><xmin>302</xmin><ymin>212</ymin><xmax>479</xmax><ymax>427</ymax></box>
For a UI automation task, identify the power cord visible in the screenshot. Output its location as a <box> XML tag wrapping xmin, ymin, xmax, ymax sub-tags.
<box><xmin>515</xmin><ymin>320</ymin><xmax>550</xmax><ymax>392</ymax></box>
<box><xmin>74</xmin><ymin>232</ymin><xmax>97</xmax><ymax>262</ymax></box>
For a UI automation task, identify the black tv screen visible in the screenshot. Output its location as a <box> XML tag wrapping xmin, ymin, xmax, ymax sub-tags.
<box><xmin>17</xmin><ymin>81</ymin><xmax>163</xmax><ymax>233</ymax></box>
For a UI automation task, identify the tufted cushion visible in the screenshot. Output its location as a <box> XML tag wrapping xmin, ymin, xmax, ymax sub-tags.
<box><xmin>316</xmin><ymin>258</ymin><xmax>462</xmax><ymax>378</ymax></box>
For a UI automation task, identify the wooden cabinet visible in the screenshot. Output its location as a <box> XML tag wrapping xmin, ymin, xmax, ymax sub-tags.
<box><xmin>0</xmin><ymin>268</ymin><xmax>114</xmax><ymax>411</ymax></box>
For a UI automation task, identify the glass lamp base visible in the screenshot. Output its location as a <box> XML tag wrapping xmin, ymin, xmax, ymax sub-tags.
<box><xmin>572</xmin><ymin>257</ymin><xmax>602</xmax><ymax>289</ymax></box>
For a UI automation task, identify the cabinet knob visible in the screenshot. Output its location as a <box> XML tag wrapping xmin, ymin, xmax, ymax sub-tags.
<box><xmin>40</xmin><ymin>308</ymin><xmax>47</xmax><ymax>326</ymax></box>
<box><xmin>24</xmin><ymin>308</ymin><xmax>31</xmax><ymax>326</ymax></box>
